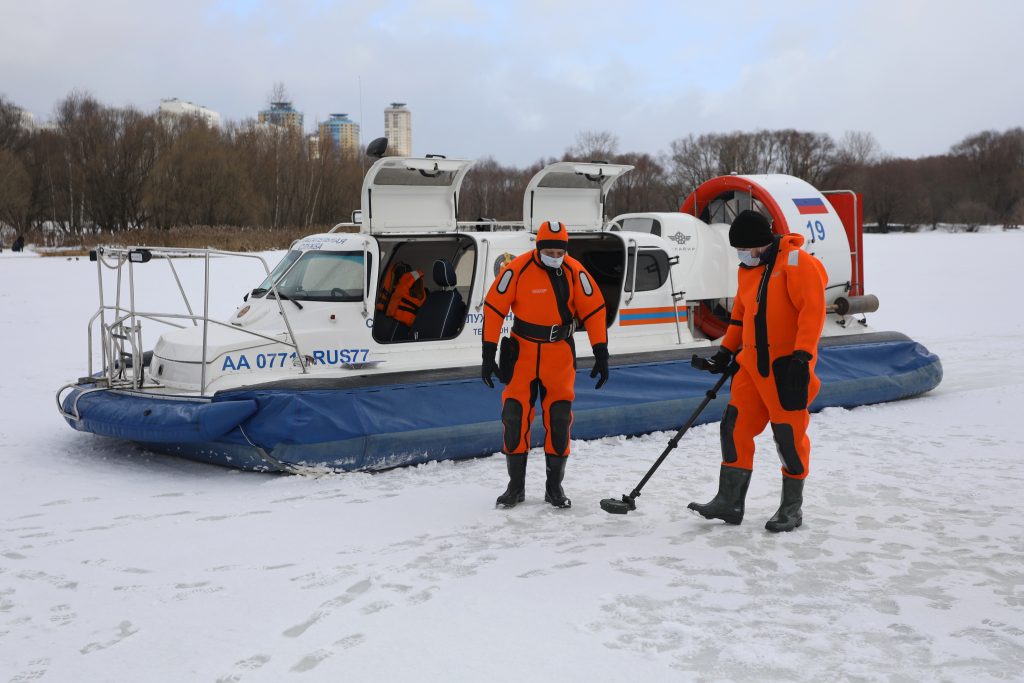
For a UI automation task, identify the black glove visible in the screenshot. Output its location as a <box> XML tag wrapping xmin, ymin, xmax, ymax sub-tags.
<box><xmin>783</xmin><ymin>350</ymin><xmax>812</xmax><ymax>393</ymax></box>
<box><xmin>481</xmin><ymin>342</ymin><xmax>501</xmax><ymax>388</ymax></box>
<box><xmin>691</xmin><ymin>346</ymin><xmax>733</xmax><ymax>374</ymax></box>
<box><xmin>773</xmin><ymin>350</ymin><xmax>812</xmax><ymax>410</ymax></box>
<box><xmin>590</xmin><ymin>343</ymin><xmax>609</xmax><ymax>390</ymax></box>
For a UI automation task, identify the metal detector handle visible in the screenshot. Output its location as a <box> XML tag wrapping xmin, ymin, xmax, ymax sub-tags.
<box><xmin>626</xmin><ymin>361</ymin><xmax>739</xmax><ymax>501</ymax></box>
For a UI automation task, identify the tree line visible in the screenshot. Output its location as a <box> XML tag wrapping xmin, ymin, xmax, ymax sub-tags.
<box><xmin>1</xmin><ymin>91</ymin><xmax>1021</xmax><ymax>247</ymax></box>
<box><xmin>0</xmin><ymin>92</ymin><xmax>364</xmax><ymax>246</ymax></box>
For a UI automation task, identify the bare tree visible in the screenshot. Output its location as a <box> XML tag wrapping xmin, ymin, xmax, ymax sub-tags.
<box><xmin>268</xmin><ymin>82</ymin><xmax>290</xmax><ymax>105</ymax></box>
<box><xmin>667</xmin><ymin>129</ymin><xmax>793</xmax><ymax>199</ymax></box>
<box><xmin>912</xmin><ymin>154</ymin><xmax>964</xmax><ymax>229</ymax></box>
<box><xmin>0</xmin><ymin>148</ymin><xmax>31</xmax><ymax>234</ymax></box>
<box><xmin>52</xmin><ymin>91</ymin><xmax>103</xmax><ymax>234</ymax></box>
<box><xmin>0</xmin><ymin>95</ymin><xmax>27</xmax><ymax>151</ymax></box>
<box><xmin>772</xmin><ymin>130</ymin><xmax>836</xmax><ymax>187</ymax></box>
<box><xmin>313</xmin><ymin>147</ymin><xmax>363</xmax><ymax>225</ymax></box>
<box><xmin>862</xmin><ymin>158</ymin><xmax>922</xmax><ymax>232</ymax></box>
<box><xmin>717</xmin><ymin>131</ymin><xmax>769</xmax><ymax>175</ymax></box>
<box><xmin>666</xmin><ymin>133</ymin><xmax>722</xmax><ymax>202</ymax></box>
<box><xmin>566</xmin><ymin>130</ymin><xmax>619</xmax><ymax>161</ymax></box>
<box><xmin>951</xmin><ymin>128</ymin><xmax>1024</xmax><ymax>228</ymax></box>
<box><xmin>836</xmin><ymin>131</ymin><xmax>881</xmax><ymax>166</ymax></box>
<box><xmin>145</xmin><ymin>119</ymin><xmax>257</xmax><ymax>228</ymax></box>
<box><xmin>460</xmin><ymin>156</ymin><xmax>533</xmax><ymax>221</ymax></box>
<box><xmin>1010</xmin><ymin>197</ymin><xmax>1024</xmax><ymax>229</ymax></box>
<box><xmin>604</xmin><ymin>152</ymin><xmax>671</xmax><ymax>216</ymax></box>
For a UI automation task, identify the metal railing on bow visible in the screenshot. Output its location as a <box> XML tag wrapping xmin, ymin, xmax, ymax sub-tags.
<box><xmin>65</xmin><ymin>246</ymin><xmax>308</xmax><ymax>402</ymax></box>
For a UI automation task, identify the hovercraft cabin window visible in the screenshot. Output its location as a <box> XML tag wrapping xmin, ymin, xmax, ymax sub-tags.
<box><xmin>625</xmin><ymin>248</ymin><xmax>670</xmax><ymax>292</ymax></box>
<box><xmin>616</xmin><ymin>217</ymin><xmax>662</xmax><ymax>236</ymax></box>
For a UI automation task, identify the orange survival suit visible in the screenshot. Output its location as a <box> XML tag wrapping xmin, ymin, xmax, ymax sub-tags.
<box><xmin>689</xmin><ymin>209</ymin><xmax>826</xmax><ymax>532</ymax></box>
<box><xmin>720</xmin><ymin>231</ymin><xmax>827</xmax><ymax>480</ymax></box>
<box><xmin>482</xmin><ymin>221</ymin><xmax>608</xmax><ymax>508</ymax></box>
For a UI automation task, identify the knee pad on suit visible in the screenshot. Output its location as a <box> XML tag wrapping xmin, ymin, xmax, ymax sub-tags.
<box><xmin>548</xmin><ymin>400</ymin><xmax>572</xmax><ymax>456</ymax></box>
<box><xmin>502</xmin><ymin>399</ymin><xmax>524</xmax><ymax>453</ymax></box>
<box><xmin>770</xmin><ymin>422</ymin><xmax>805</xmax><ymax>476</ymax></box>
<box><xmin>720</xmin><ymin>404</ymin><xmax>739</xmax><ymax>463</ymax></box>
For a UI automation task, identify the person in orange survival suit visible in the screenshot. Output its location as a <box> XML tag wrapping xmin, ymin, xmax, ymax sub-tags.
<box><xmin>481</xmin><ymin>220</ymin><xmax>609</xmax><ymax>509</ymax></box>
<box><xmin>689</xmin><ymin>210</ymin><xmax>827</xmax><ymax>532</ymax></box>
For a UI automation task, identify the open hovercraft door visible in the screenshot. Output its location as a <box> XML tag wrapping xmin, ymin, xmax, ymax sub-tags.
<box><xmin>371</xmin><ymin>234</ymin><xmax>477</xmax><ymax>344</ymax></box>
<box><xmin>360</xmin><ymin>157</ymin><xmax>475</xmax><ymax>234</ymax></box>
<box><xmin>523</xmin><ymin>161</ymin><xmax>633</xmax><ymax>233</ymax></box>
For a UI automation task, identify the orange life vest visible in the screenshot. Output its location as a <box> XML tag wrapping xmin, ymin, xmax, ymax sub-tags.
<box><xmin>376</xmin><ymin>261</ymin><xmax>411</xmax><ymax>312</ymax></box>
<box><xmin>383</xmin><ymin>268</ymin><xmax>427</xmax><ymax>327</ymax></box>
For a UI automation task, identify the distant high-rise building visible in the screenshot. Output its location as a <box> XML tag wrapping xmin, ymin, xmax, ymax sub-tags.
<box><xmin>384</xmin><ymin>102</ymin><xmax>412</xmax><ymax>156</ymax></box>
<box><xmin>319</xmin><ymin>113</ymin><xmax>360</xmax><ymax>157</ymax></box>
<box><xmin>259</xmin><ymin>101</ymin><xmax>303</xmax><ymax>132</ymax></box>
<box><xmin>306</xmin><ymin>132</ymin><xmax>321</xmax><ymax>160</ymax></box>
<box><xmin>13</xmin><ymin>106</ymin><xmax>36</xmax><ymax>130</ymax></box>
<box><xmin>159</xmin><ymin>98</ymin><xmax>221</xmax><ymax>128</ymax></box>
<box><xmin>10</xmin><ymin>108</ymin><xmax>55</xmax><ymax>132</ymax></box>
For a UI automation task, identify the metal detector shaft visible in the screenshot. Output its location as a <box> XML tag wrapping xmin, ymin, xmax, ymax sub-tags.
<box><xmin>624</xmin><ymin>362</ymin><xmax>738</xmax><ymax>502</ymax></box>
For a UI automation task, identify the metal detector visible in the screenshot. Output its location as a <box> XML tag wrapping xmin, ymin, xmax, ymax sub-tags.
<box><xmin>599</xmin><ymin>360</ymin><xmax>739</xmax><ymax>515</ymax></box>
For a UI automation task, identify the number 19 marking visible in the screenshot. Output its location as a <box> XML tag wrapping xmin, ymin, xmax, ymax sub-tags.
<box><xmin>806</xmin><ymin>220</ymin><xmax>825</xmax><ymax>243</ymax></box>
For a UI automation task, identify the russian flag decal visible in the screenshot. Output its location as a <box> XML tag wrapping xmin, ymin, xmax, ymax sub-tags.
<box><xmin>793</xmin><ymin>197</ymin><xmax>828</xmax><ymax>214</ymax></box>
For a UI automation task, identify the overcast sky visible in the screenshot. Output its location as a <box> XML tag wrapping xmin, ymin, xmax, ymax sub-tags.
<box><xmin>2</xmin><ymin>0</ymin><xmax>1021</xmax><ymax>166</ymax></box>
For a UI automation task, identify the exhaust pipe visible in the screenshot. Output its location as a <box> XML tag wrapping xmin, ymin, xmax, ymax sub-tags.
<box><xmin>828</xmin><ymin>294</ymin><xmax>879</xmax><ymax>316</ymax></box>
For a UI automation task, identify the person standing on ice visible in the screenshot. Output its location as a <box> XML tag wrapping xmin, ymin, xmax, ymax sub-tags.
<box><xmin>481</xmin><ymin>220</ymin><xmax>610</xmax><ymax>509</ymax></box>
<box><xmin>689</xmin><ymin>210</ymin><xmax>827</xmax><ymax>532</ymax></box>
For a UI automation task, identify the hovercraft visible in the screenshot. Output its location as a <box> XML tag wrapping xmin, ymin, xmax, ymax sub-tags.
<box><xmin>57</xmin><ymin>157</ymin><xmax>941</xmax><ymax>472</ymax></box>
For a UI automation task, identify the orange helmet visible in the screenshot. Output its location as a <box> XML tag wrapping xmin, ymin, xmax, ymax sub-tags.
<box><xmin>536</xmin><ymin>220</ymin><xmax>569</xmax><ymax>251</ymax></box>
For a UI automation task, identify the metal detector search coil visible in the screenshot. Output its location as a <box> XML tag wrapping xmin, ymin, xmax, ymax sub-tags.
<box><xmin>598</xmin><ymin>361</ymin><xmax>738</xmax><ymax>515</ymax></box>
<box><xmin>600</xmin><ymin>495</ymin><xmax>636</xmax><ymax>514</ymax></box>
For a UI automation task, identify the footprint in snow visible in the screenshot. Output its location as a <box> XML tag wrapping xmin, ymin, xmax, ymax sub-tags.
<box><xmin>172</xmin><ymin>581</ymin><xmax>224</xmax><ymax>601</ymax></box>
<box><xmin>49</xmin><ymin>603</ymin><xmax>76</xmax><ymax>626</ymax></box>
<box><xmin>407</xmin><ymin>586</ymin><xmax>438</xmax><ymax>605</ymax></box>
<box><xmin>79</xmin><ymin>620</ymin><xmax>138</xmax><ymax>654</ymax></box>
<box><xmin>288</xmin><ymin>635</ymin><xmax>366</xmax><ymax>671</ymax></box>
<box><xmin>282</xmin><ymin>579</ymin><xmax>373</xmax><ymax>637</ymax></box>
<box><xmin>360</xmin><ymin>600</ymin><xmax>393</xmax><ymax>614</ymax></box>
<box><xmin>215</xmin><ymin>653</ymin><xmax>272</xmax><ymax>682</ymax></box>
<box><xmin>8</xmin><ymin>657</ymin><xmax>50</xmax><ymax>682</ymax></box>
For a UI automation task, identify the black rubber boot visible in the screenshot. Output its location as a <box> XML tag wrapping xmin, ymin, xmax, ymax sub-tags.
<box><xmin>687</xmin><ymin>465</ymin><xmax>752</xmax><ymax>525</ymax></box>
<box><xmin>496</xmin><ymin>454</ymin><xmax>527</xmax><ymax>508</ymax></box>
<box><xmin>543</xmin><ymin>454</ymin><xmax>571</xmax><ymax>509</ymax></box>
<box><xmin>765</xmin><ymin>476</ymin><xmax>804</xmax><ymax>532</ymax></box>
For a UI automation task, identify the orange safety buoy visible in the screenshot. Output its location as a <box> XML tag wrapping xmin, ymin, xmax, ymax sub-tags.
<box><xmin>694</xmin><ymin>300</ymin><xmax>730</xmax><ymax>340</ymax></box>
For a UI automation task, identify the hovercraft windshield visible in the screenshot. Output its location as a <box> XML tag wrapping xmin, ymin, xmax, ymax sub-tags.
<box><xmin>253</xmin><ymin>250</ymin><xmax>369</xmax><ymax>303</ymax></box>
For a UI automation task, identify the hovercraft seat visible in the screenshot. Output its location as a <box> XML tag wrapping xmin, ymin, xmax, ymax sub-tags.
<box><xmin>411</xmin><ymin>259</ymin><xmax>466</xmax><ymax>341</ymax></box>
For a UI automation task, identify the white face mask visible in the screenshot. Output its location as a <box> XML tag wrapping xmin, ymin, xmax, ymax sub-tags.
<box><xmin>737</xmin><ymin>249</ymin><xmax>761</xmax><ymax>267</ymax></box>
<box><xmin>540</xmin><ymin>253</ymin><xmax>564</xmax><ymax>269</ymax></box>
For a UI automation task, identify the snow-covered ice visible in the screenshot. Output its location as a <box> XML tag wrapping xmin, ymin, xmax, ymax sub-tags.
<box><xmin>1</xmin><ymin>233</ymin><xmax>1022</xmax><ymax>681</ymax></box>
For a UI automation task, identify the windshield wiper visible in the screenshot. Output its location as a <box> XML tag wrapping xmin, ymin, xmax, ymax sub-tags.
<box><xmin>250</xmin><ymin>287</ymin><xmax>268</xmax><ymax>297</ymax></box>
<box><xmin>268</xmin><ymin>290</ymin><xmax>304</xmax><ymax>310</ymax></box>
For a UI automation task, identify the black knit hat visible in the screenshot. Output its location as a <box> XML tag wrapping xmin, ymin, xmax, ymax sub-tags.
<box><xmin>729</xmin><ymin>210</ymin><xmax>773</xmax><ymax>248</ymax></box>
